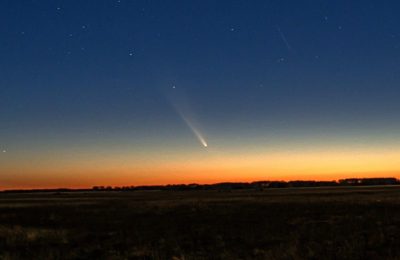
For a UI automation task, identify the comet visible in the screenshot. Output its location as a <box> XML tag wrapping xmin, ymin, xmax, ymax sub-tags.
<box><xmin>167</xmin><ymin>88</ymin><xmax>208</xmax><ymax>148</ymax></box>
<box><xmin>177</xmin><ymin>109</ymin><xmax>208</xmax><ymax>148</ymax></box>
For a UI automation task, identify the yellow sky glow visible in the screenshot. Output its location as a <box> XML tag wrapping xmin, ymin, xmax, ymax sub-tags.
<box><xmin>1</xmin><ymin>147</ymin><xmax>399</xmax><ymax>189</ymax></box>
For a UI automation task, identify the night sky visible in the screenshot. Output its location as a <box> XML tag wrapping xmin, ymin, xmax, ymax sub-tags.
<box><xmin>2</xmin><ymin>1</ymin><xmax>400</xmax><ymax>189</ymax></box>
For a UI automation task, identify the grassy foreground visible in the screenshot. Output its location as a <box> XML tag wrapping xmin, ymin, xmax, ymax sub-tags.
<box><xmin>1</xmin><ymin>186</ymin><xmax>400</xmax><ymax>259</ymax></box>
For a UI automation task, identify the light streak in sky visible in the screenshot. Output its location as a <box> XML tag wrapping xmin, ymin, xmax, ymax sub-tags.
<box><xmin>276</xmin><ymin>25</ymin><xmax>293</xmax><ymax>52</ymax></box>
<box><xmin>167</xmin><ymin>88</ymin><xmax>208</xmax><ymax>148</ymax></box>
<box><xmin>177</xmin><ymin>111</ymin><xmax>208</xmax><ymax>148</ymax></box>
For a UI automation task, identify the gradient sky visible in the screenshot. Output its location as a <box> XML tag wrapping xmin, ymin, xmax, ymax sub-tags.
<box><xmin>1</xmin><ymin>1</ymin><xmax>400</xmax><ymax>189</ymax></box>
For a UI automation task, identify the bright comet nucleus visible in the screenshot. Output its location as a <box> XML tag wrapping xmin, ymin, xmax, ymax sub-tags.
<box><xmin>168</xmin><ymin>89</ymin><xmax>209</xmax><ymax>148</ymax></box>
<box><xmin>174</xmin><ymin>108</ymin><xmax>208</xmax><ymax>148</ymax></box>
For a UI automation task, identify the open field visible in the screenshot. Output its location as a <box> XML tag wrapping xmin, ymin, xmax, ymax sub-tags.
<box><xmin>1</xmin><ymin>186</ymin><xmax>400</xmax><ymax>259</ymax></box>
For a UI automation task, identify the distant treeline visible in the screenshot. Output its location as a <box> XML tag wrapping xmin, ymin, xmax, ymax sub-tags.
<box><xmin>3</xmin><ymin>178</ymin><xmax>399</xmax><ymax>193</ymax></box>
<box><xmin>92</xmin><ymin>178</ymin><xmax>400</xmax><ymax>191</ymax></box>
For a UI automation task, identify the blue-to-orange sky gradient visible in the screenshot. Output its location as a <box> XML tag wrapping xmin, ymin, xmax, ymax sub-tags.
<box><xmin>1</xmin><ymin>1</ymin><xmax>400</xmax><ymax>189</ymax></box>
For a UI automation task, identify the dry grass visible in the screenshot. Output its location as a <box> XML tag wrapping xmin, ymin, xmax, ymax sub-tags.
<box><xmin>0</xmin><ymin>186</ymin><xmax>400</xmax><ymax>259</ymax></box>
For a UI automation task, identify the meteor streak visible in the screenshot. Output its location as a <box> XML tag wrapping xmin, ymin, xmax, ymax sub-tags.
<box><xmin>276</xmin><ymin>26</ymin><xmax>293</xmax><ymax>52</ymax></box>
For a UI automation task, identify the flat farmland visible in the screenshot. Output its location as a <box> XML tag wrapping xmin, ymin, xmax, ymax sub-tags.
<box><xmin>1</xmin><ymin>186</ymin><xmax>400</xmax><ymax>259</ymax></box>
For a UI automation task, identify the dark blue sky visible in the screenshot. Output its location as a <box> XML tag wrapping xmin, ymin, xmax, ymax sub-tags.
<box><xmin>2</xmin><ymin>1</ymin><xmax>400</xmax><ymax>128</ymax></box>
<box><xmin>2</xmin><ymin>1</ymin><xmax>400</xmax><ymax>188</ymax></box>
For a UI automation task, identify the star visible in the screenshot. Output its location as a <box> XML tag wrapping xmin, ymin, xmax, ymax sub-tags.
<box><xmin>172</xmin><ymin>85</ymin><xmax>176</xmax><ymax>89</ymax></box>
<box><xmin>230</xmin><ymin>28</ymin><xmax>235</xmax><ymax>32</ymax></box>
<box><xmin>129</xmin><ymin>52</ymin><xmax>133</xmax><ymax>56</ymax></box>
<box><xmin>277</xmin><ymin>57</ymin><xmax>285</xmax><ymax>63</ymax></box>
<box><xmin>82</xmin><ymin>25</ymin><xmax>87</xmax><ymax>29</ymax></box>
<box><xmin>2</xmin><ymin>150</ymin><xmax>6</xmax><ymax>153</ymax></box>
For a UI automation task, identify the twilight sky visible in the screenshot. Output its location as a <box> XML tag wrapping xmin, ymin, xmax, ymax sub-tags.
<box><xmin>1</xmin><ymin>1</ymin><xmax>400</xmax><ymax>189</ymax></box>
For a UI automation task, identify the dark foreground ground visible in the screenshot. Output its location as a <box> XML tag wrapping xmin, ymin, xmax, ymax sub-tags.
<box><xmin>1</xmin><ymin>186</ymin><xmax>400</xmax><ymax>259</ymax></box>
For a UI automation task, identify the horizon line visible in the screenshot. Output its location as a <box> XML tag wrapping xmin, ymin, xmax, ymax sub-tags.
<box><xmin>2</xmin><ymin>176</ymin><xmax>398</xmax><ymax>192</ymax></box>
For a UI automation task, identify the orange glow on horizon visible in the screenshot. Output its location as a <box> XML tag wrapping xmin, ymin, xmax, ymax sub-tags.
<box><xmin>1</xmin><ymin>147</ymin><xmax>400</xmax><ymax>190</ymax></box>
